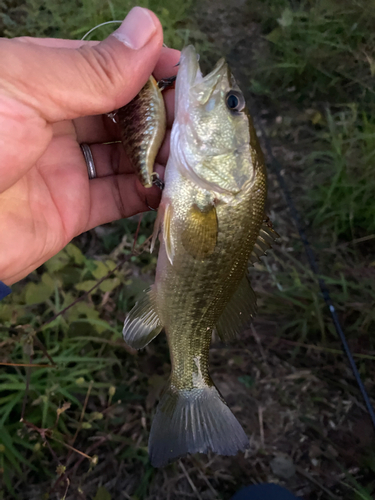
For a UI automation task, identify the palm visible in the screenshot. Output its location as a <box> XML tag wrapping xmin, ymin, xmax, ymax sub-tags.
<box><xmin>14</xmin><ymin>123</ymin><xmax>90</xmax><ymax>264</ymax></box>
<box><xmin>0</xmin><ymin>34</ymin><xmax>179</xmax><ymax>285</ymax></box>
<box><xmin>1</xmin><ymin>112</ymin><xmax>166</xmax><ymax>284</ymax></box>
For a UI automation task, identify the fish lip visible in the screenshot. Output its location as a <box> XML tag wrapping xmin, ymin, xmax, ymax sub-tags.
<box><xmin>199</xmin><ymin>57</ymin><xmax>227</xmax><ymax>85</ymax></box>
<box><xmin>179</xmin><ymin>45</ymin><xmax>228</xmax><ymax>95</ymax></box>
<box><xmin>179</xmin><ymin>45</ymin><xmax>200</xmax><ymax>84</ymax></box>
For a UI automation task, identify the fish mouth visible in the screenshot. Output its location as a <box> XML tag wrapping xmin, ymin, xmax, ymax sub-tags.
<box><xmin>175</xmin><ymin>46</ymin><xmax>229</xmax><ymax>111</ymax></box>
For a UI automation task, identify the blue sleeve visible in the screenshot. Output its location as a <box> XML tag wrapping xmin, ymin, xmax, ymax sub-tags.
<box><xmin>0</xmin><ymin>281</ymin><xmax>11</xmax><ymax>300</ymax></box>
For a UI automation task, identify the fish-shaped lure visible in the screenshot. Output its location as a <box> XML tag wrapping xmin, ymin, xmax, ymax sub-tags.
<box><xmin>116</xmin><ymin>75</ymin><xmax>166</xmax><ymax>188</ymax></box>
<box><xmin>122</xmin><ymin>46</ymin><xmax>278</xmax><ymax>467</ymax></box>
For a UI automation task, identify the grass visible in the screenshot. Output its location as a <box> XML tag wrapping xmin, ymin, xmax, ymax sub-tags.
<box><xmin>0</xmin><ymin>2</ymin><xmax>206</xmax><ymax>497</ymax></box>
<box><xmin>196</xmin><ymin>0</ymin><xmax>375</xmax><ymax>497</ymax></box>
<box><xmin>0</xmin><ymin>0</ymin><xmax>210</xmax><ymax>51</ymax></box>
<box><xmin>305</xmin><ymin>107</ymin><xmax>375</xmax><ymax>240</ymax></box>
<box><xmin>249</xmin><ymin>0</ymin><xmax>375</xmax><ymax>109</ymax></box>
<box><xmin>1</xmin><ymin>0</ymin><xmax>375</xmax><ymax>498</ymax></box>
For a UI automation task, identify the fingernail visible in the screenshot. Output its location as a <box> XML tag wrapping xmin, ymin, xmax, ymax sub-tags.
<box><xmin>112</xmin><ymin>7</ymin><xmax>157</xmax><ymax>50</ymax></box>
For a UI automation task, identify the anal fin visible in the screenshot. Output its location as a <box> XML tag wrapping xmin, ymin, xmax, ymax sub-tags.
<box><xmin>123</xmin><ymin>286</ymin><xmax>162</xmax><ymax>349</ymax></box>
<box><xmin>215</xmin><ymin>275</ymin><xmax>257</xmax><ymax>342</ymax></box>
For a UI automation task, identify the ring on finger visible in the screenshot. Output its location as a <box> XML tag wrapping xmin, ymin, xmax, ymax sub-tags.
<box><xmin>80</xmin><ymin>143</ymin><xmax>97</xmax><ymax>179</ymax></box>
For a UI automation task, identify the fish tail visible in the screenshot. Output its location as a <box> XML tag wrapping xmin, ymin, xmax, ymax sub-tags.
<box><xmin>148</xmin><ymin>383</ymin><xmax>249</xmax><ymax>467</ymax></box>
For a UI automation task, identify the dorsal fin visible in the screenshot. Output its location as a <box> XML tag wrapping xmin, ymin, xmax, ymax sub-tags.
<box><xmin>249</xmin><ymin>220</ymin><xmax>279</xmax><ymax>265</ymax></box>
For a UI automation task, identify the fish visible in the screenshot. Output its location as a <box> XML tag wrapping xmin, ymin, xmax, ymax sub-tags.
<box><xmin>122</xmin><ymin>45</ymin><xmax>278</xmax><ymax>467</ymax></box>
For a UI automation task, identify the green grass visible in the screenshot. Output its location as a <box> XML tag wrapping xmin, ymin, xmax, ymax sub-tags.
<box><xmin>241</xmin><ymin>0</ymin><xmax>375</xmax><ymax>346</ymax></box>
<box><xmin>249</xmin><ymin>0</ymin><xmax>375</xmax><ymax>109</ymax></box>
<box><xmin>232</xmin><ymin>3</ymin><xmax>375</xmax><ymax>494</ymax></box>
<box><xmin>1</xmin><ymin>0</ymin><xmax>375</xmax><ymax>498</ymax></box>
<box><xmin>306</xmin><ymin>107</ymin><xmax>375</xmax><ymax>240</ymax></box>
<box><xmin>0</xmin><ymin>2</ymin><xmax>208</xmax><ymax>495</ymax></box>
<box><xmin>245</xmin><ymin>0</ymin><xmax>375</xmax><ymax>242</ymax></box>
<box><xmin>0</xmin><ymin>0</ymin><xmax>209</xmax><ymax>50</ymax></box>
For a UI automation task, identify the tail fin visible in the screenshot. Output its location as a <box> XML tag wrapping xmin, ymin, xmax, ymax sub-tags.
<box><xmin>148</xmin><ymin>384</ymin><xmax>249</xmax><ymax>467</ymax></box>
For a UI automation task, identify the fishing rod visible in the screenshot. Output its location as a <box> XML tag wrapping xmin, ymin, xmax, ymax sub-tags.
<box><xmin>248</xmin><ymin>99</ymin><xmax>375</xmax><ymax>431</ymax></box>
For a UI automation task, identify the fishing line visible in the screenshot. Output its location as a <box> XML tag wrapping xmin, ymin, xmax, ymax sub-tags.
<box><xmin>248</xmin><ymin>99</ymin><xmax>375</xmax><ymax>431</ymax></box>
<box><xmin>81</xmin><ymin>19</ymin><xmax>170</xmax><ymax>46</ymax></box>
<box><xmin>81</xmin><ymin>20</ymin><xmax>122</xmax><ymax>41</ymax></box>
<box><xmin>79</xmin><ymin>19</ymin><xmax>375</xmax><ymax>428</ymax></box>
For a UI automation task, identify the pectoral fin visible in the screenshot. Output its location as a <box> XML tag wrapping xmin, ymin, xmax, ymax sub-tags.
<box><xmin>215</xmin><ymin>275</ymin><xmax>257</xmax><ymax>342</ymax></box>
<box><xmin>163</xmin><ymin>203</ymin><xmax>175</xmax><ymax>265</ymax></box>
<box><xmin>151</xmin><ymin>202</ymin><xmax>175</xmax><ymax>265</ymax></box>
<box><xmin>123</xmin><ymin>286</ymin><xmax>162</xmax><ymax>349</ymax></box>
<box><xmin>181</xmin><ymin>204</ymin><xmax>218</xmax><ymax>260</ymax></box>
<box><xmin>249</xmin><ymin>221</ymin><xmax>279</xmax><ymax>265</ymax></box>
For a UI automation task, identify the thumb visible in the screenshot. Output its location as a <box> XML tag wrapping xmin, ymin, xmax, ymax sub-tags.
<box><xmin>0</xmin><ymin>7</ymin><xmax>163</xmax><ymax>122</ymax></box>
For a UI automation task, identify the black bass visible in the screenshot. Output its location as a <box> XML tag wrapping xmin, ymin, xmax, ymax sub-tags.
<box><xmin>123</xmin><ymin>45</ymin><xmax>277</xmax><ymax>467</ymax></box>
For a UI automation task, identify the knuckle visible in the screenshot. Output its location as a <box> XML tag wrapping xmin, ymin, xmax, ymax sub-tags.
<box><xmin>78</xmin><ymin>43</ymin><xmax>127</xmax><ymax>98</ymax></box>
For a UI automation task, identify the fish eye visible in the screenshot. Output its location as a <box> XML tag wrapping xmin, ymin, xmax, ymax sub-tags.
<box><xmin>225</xmin><ymin>90</ymin><xmax>245</xmax><ymax>113</ymax></box>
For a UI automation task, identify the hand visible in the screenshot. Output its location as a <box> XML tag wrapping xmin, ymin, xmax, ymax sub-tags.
<box><xmin>0</xmin><ymin>7</ymin><xmax>180</xmax><ymax>286</ymax></box>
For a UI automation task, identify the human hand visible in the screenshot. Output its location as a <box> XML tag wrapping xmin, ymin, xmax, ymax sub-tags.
<box><xmin>0</xmin><ymin>7</ymin><xmax>180</xmax><ymax>286</ymax></box>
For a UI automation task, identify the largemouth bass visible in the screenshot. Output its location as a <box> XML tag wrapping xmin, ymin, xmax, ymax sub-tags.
<box><xmin>123</xmin><ymin>45</ymin><xmax>278</xmax><ymax>467</ymax></box>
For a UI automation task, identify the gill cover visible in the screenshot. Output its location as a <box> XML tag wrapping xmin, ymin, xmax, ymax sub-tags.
<box><xmin>171</xmin><ymin>45</ymin><xmax>254</xmax><ymax>197</ymax></box>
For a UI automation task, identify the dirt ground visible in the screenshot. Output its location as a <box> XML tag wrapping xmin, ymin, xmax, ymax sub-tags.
<box><xmin>12</xmin><ymin>1</ymin><xmax>375</xmax><ymax>499</ymax></box>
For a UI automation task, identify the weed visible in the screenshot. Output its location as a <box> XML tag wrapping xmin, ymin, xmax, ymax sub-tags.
<box><xmin>1</xmin><ymin>0</ymin><xmax>375</xmax><ymax>498</ymax></box>
<box><xmin>249</xmin><ymin>0</ymin><xmax>375</xmax><ymax>110</ymax></box>
<box><xmin>304</xmin><ymin>107</ymin><xmax>375</xmax><ymax>240</ymax></box>
<box><xmin>0</xmin><ymin>0</ymin><xmax>210</xmax><ymax>52</ymax></box>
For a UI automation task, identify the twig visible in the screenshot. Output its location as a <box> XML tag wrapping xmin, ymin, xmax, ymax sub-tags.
<box><xmin>198</xmin><ymin>470</ymin><xmax>219</xmax><ymax>498</ymax></box>
<box><xmin>80</xmin><ymin>381</ymin><xmax>93</xmax><ymax>424</ymax></box>
<box><xmin>121</xmin><ymin>491</ymin><xmax>133</xmax><ymax>500</ymax></box>
<box><xmin>50</xmin><ymin>436</ymin><xmax>107</xmax><ymax>495</ymax></box>
<box><xmin>334</xmin><ymin>233</ymin><xmax>375</xmax><ymax>249</ymax></box>
<box><xmin>179</xmin><ymin>461</ymin><xmax>203</xmax><ymax>500</ymax></box>
<box><xmin>33</xmin><ymin>335</ymin><xmax>56</xmax><ymax>365</ymax></box>
<box><xmin>68</xmin><ymin>380</ymin><xmax>94</xmax><ymax>456</ymax></box>
<box><xmin>296</xmin><ymin>465</ymin><xmax>341</xmax><ymax>499</ymax></box>
<box><xmin>0</xmin><ymin>362</ymin><xmax>53</xmax><ymax>368</ymax></box>
<box><xmin>54</xmin><ymin>440</ymin><xmax>92</xmax><ymax>460</ymax></box>
<box><xmin>250</xmin><ymin>324</ymin><xmax>267</xmax><ymax>361</ymax></box>
<box><xmin>67</xmin><ymin>436</ymin><xmax>107</xmax><ymax>476</ymax></box>
<box><xmin>61</xmin><ymin>477</ymin><xmax>70</xmax><ymax>500</ymax></box>
<box><xmin>258</xmin><ymin>406</ymin><xmax>265</xmax><ymax>448</ymax></box>
<box><xmin>132</xmin><ymin>214</ymin><xmax>143</xmax><ymax>254</ymax></box>
<box><xmin>22</xmin><ymin>419</ymin><xmax>63</xmax><ymax>466</ymax></box>
<box><xmin>35</xmin><ymin>255</ymin><xmax>132</xmax><ymax>334</ymax></box>
<box><xmin>20</xmin><ymin>354</ymin><xmax>32</xmax><ymax>421</ymax></box>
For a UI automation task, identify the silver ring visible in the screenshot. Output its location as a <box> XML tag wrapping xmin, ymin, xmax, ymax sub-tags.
<box><xmin>80</xmin><ymin>143</ymin><xmax>97</xmax><ymax>179</ymax></box>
